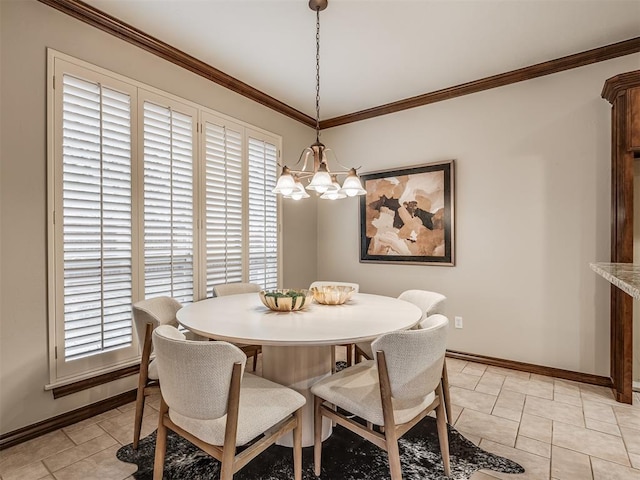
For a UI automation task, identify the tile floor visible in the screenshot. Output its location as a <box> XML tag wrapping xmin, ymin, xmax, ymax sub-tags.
<box><xmin>2</xmin><ymin>356</ymin><xmax>640</xmax><ymax>479</ymax></box>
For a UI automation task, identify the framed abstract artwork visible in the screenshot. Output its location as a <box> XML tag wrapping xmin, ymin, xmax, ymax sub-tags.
<box><xmin>359</xmin><ymin>160</ymin><xmax>455</xmax><ymax>265</ymax></box>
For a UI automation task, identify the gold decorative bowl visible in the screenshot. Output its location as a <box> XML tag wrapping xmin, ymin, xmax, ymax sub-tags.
<box><xmin>310</xmin><ymin>285</ymin><xmax>356</xmax><ymax>305</ymax></box>
<box><xmin>259</xmin><ymin>289</ymin><xmax>313</xmax><ymax>312</ymax></box>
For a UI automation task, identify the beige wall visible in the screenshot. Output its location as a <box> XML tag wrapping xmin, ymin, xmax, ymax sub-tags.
<box><xmin>0</xmin><ymin>0</ymin><xmax>317</xmax><ymax>434</ymax></box>
<box><xmin>318</xmin><ymin>54</ymin><xmax>640</xmax><ymax>376</ymax></box>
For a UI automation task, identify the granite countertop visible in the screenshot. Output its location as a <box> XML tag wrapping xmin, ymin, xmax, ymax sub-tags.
<box><xmin>590</xmin><ymin>262</ymin><xmax>640</xmax><ymax>299</ymax></box>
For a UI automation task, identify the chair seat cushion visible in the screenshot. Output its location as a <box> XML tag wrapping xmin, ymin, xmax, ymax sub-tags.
<box><xmin>169</xmin><ymin>373</ymin><xmax>305</xmax><ymax>446</ymax></box>
<box><xmin>310</xmin><ymin>360</ymin><xmax>435</xmax><ymax>426</ymax></box>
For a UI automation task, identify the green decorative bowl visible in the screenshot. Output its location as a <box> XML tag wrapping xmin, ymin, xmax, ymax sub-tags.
<box><xmin>259</xmin><ymin>289</ymin><xmax>313</xmax><ymax>311</ymax></box>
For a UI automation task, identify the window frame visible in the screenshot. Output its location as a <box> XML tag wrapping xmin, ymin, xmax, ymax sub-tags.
<box><xmin>47</xmin><ymin>49</ymin><xmax>282</xmax><ymax>388</ymax></box>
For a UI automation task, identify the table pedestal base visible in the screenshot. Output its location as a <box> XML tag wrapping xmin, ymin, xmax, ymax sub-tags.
<box><xmin>261</xmin><ymin>345</ymin><xmax>333</xmax><ymax>447</ymax></box>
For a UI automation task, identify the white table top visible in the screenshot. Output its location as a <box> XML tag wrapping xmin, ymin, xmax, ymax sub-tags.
<box><xmin>177</xmin><ymin>293</ymin><xmax>422</xmax><ymax>346</ymax></box>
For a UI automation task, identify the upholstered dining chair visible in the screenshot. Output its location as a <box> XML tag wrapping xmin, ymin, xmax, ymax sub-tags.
<box><xmin>311</xmin><ymin>315</ymin><xmax>451</xmax><ymax>480</ymax></box>
<box><xmin>211</xmin><ymin>282</ymin><xmax>263</xmax><ymax>371</ymax></box>
<box><xmin>132</xmin><ymin>296</ymin><xmax>193</xmax><ymax>449</ymax></box>
<box><xmin>354</xmin><ymin>290</ymin><xmax>452</xmax><ymax>422</ymax></box>
<box><xmin>309</xmin><ymin>281</ymin><xmax>360</xmax><ymax>369</ymax></box>
<box><xmin>152</xmin><ymin>325</ymin><xmax>305</xmax><ymax>480</ymax></box>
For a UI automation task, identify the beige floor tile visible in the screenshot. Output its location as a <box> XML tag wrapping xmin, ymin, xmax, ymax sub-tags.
<box><xmin>550</xmin><ymin>445</ymin><xmax>593</xmax><ymax>480</ymax></box>
<box><xmin>524</xmin><ymin>396</ymin><xmax>585</xmax><ymax>427</ymax></box>
<box><xmin>621</xmin><ymin>426</ymin><xmax>640</xmax><ymax>455</ymax></box>
<box><xmin>455</xmin><ymin>409</ymin><xmax>519</xmax><ymax>447</ymax></box>
<box><xmin>450</xmin><ymin>386</ymin><xmax>497</xmax><ymax>413</ymax></box>
<box><xmin>580</xmin><ymin>385</ymin><xmax>618</xmax><ymax>406</ymax></box>
<box><xmin>519</xmin><ymin>413</ymin><xmax>552</xmax><ymax>444</ymax></box>
<box><xmin>586</xmin><ymin>417</ymin><xmax>621</xmax><ymax>437</ymax></box>
<box><xmin>486</xmin><ymin>366</ymin><xmax>530</xmax><ymax>380</ymax></box>
<box><xmin>99</xmin><ymin>412</ymin><xmax>158</xmax><ymax>446</ymax></box>
<box><xmin>469</xmin><ymin>471</ymin><xmax>499</xmax><ymax>480</ymax></box>
<box><xmin>450</xmin><ymin>403</ymin><xmax>463</xmax><ymax>424</ymax></box>
<box><xmin>449</xmin><ymin>372</ymin><xmax>482</xmax><ymax>390</ymax></box>
<box><xmin>458</xmin><ymin>430</ymin><xmax>482</xmax><ymax>446</ymax></box>
<box><xmin>445</xmin><ymin>357</ymin><xmax>467</xmax><ymax>373</ymax></box>
<box><xmin>628</xmin><ymin>452</ymin><xmax>640</xmax><ymax>469</ymax></box>
<box><xmin>495</xmin><ymin>389</ymin><xmax>525</xmax><ymax>411</ymax></box>
<box><xmin>50</xmin><ymin>445</ymin><xmax>136</xmax><ymax>480</ymax></box>
<box><xmin>1</xmin><ymin>461</ymin><xmax>50</xmax><ymax>480</ymax></box>
<box><xmin>478</xmin><ymin>439</ymin><xmax>551</xmax><ymax>480</ymax></box>
<box><xmin>613</xmin><ymin>405</ymin><xmax>640</xmax><ymax>430</ymax></box>
<box><xmin>43</xmin><ymin>434</ymin><xmax>117</xmax><ymax>472</ymax></box>
<box><xmin>475</xmin><ymin>372</ymin><xmax>506</xmax><ymax>396</ymax></box>
<box><xmin>502</xmin><ymin>376</ymin><xmax>531</xmax><ymax>395</ymax></box>
<box><xmin>461</xmin><ymin>362</ymin><xmax>488</xmax><ymax>376</ymax></box>
<box><xmin>591</xmin><ymin>456</ymin><xmax>640</xmax><ymax>479</ymax></box>
<box><xmin>583</xmin><ymin>400</ymin><xmax>617</xmax><ymax>424</ymax></box>
<box><xmin>116</xmin><ymin>401</ymin><xmax>137</xmax><ymax>413</ymax></box>
<box><xmin>526</xmin><ymin>380</ymin><xmax>554</xmax><ymax>400</ymax></box>
<box><xmin>63</xmin><ymin>424</ymin><xmax>107</xmax><ymax>446</ymax></box>
<box><xmin>553</xmin><ymin>392</ymin><xmax>583</xmax><ymax>407</ymax></box>
<box><xmin>62</xmin><ymin>410</ymin><xmax>121</xmax><ymax>435</ymax></box>
<box><xmin>552</xmin><ymin>421</ymin><xmax>630</xmax><ymax>466</ymax></box>
<box><xmin>530</xmin><ymin>374</ymin><xmax>554</xmax><ymax>384</ymax></box>
<box><xmin>0</xmin><ymin>431</ymin><xmax>74</xmax><ymax>476</ymax></box>
<box><xmin>492</xmin><ymin>405</ymin><xmax>523</xmax><ymax>423</ymax></box>
<box><xmin>554</xmin><ymin>380</ymin><xmax>582</xmax><ymax>397</ymax></box>
<box><xmin>516</xmin><ymin>435</ymin><xmax>551</xmax><ymax>458</ymax></box>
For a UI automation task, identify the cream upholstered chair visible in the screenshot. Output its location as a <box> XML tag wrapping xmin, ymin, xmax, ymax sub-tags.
<box><xmin>152</xmin><ymin>325</ymin><xmax>305</xmax><ymax>480</ymax></box>
<box><xmin>309</xmin><ymin>281</ymin><xmax>360</xmax><ymax>368</ymax></box>
<box><xmin>212</xmin><ymin>282</ymin><xmax>262</xmax><ymax>371</ymax></box>
<box><xmin>311</xmin><ymin>315</ymin><xmax>451</xmax><ymax>480</ymax></box>
<box><xmin>132</xmin><ymin>296</ymin><xmax>192</xmax><ymax>449</ymax></box>
<box><xmin>355</xmin><ymin>290</ymin><xmax>452</xmax><ymax>422</ymax></box>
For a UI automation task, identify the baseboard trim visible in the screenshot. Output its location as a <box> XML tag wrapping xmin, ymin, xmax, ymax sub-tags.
<box><xmin>0</xmin><ymin>389</ymin><xmax>137</xmax><ymax>451</ymax></box>
<box><xmin>446</xmin><ymin>349</ymin><xmax>614</xmax><ymax>388</ymax></box>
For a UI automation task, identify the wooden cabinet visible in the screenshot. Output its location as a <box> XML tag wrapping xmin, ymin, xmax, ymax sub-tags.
<box><xmin>602</xmin><ymin>70</ymin><xmax>640</xmax><ymax>404</ymax></box>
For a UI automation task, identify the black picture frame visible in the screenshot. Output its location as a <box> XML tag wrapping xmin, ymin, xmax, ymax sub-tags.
<box><xmin>359</xmin><ymin>160</ymin><xmax>455</xmax><ymax>265</ymax></box>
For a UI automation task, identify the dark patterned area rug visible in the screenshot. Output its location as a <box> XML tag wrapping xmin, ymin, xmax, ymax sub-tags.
<box><xmin>117</xmin><ymin>416</ymin><xmax>524</xmax><ymax>480</ymax></box>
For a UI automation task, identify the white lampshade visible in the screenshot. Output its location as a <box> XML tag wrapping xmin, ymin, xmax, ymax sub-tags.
<box><xmin>272</xmin><ymin>166</ymin><xmax>296</xmax><ymax>196</ymax></box>
<box><xmin>320</xmin><ymin>175</ymin><xmax>346</xmax><ymax>200</ymax></box>
<box><xmin>339</xmin><ymin>168</ymin><xmax>366</xmax><ymax>197</ymax></box>
<box><xmin>306</xmin><ymin>162</ymin><xmax>333</xmax><ymax>193</ymax></box>
<box><xmin>289</xmin><ymin>177</ymin><xmax>310</xmax><ymax>200</ymax></box>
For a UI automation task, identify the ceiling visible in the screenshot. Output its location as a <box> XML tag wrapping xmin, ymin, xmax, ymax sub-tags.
<box><xmin>83</xmin><ymin>0</ymin><xmax>640</xmax><ymax>121</ymax></box>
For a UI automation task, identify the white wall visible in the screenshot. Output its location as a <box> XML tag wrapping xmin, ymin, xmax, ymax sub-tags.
<box><xmin>0</xmin><ymin>0</ymin><xmax>317</xmax><ymax>434</ymax></box>
<box><xmin>318</xmin><ymin>55</ymin><xmax>640</xmax><ymax>376</ymax></box>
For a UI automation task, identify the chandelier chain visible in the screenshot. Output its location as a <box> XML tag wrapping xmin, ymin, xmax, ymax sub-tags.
<box><xmin>315</xmin><ymin>6</ymin><xmax>321</xmax><ymax>142</ymax></box>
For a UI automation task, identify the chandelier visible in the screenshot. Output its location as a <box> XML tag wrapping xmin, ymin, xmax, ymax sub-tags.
<box><xmin>272</xmin><ymin>0</ymin><xmax>366</xmax><ymax>201</ymax></box>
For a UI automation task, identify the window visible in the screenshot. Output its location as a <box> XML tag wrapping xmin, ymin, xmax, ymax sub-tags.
<box><xmin>48</xmin><ymin>51</ymin><xmax>281</xmax><ymax>385</ymax></box>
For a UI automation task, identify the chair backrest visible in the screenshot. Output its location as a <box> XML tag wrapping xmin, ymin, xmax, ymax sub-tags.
<box><xmin>132</xmin><ymin>296</ymin><xmax>182</xmax><ymax>349</ymax></box>
<box><xmin>398</xmin><ymin>290</ymin><xmax>446</xmax><ymax>323</ymax></box>
<box><xmin>213</xmin><ymin>282</ymin><xmax>262</xmax><ymax>297</ymax></box>
<box><xmin>309</xmin><ymin>281</ymin><xmax>360</xmax><ymax>293</ymax></box>
<box><xmin>153</xmin><ymin>325</ymin><xmax>247</xmax><ymax>420</ymax></box>
<box><xmin>371</xmin><ymin>314</ymin><xmax>448</xmax><ymax>400</ymax></box>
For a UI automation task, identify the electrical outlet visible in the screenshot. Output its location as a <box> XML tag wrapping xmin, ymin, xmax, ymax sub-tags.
<box><xmin>454</xmin><ymin>316</ymin><xmax>463</xmax><ymax>329</ymax></box>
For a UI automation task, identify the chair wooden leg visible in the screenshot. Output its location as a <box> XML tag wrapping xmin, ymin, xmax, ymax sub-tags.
<box><xmin>252</xmin><ymin>349</ymin><xmax>258</xmax><ymax>371</ymax></box>
<box><xmin>293</xmin><ymin>408</ymin><xmax>303</xmax><ymax>480</ymax></box>
<box><xmin>331</xmin><ymin>346</ymin><xmax>337</xmax><ymax>374</ymax></box>
<box><xmin>345</xmin><ymin>344</ymin><xmax>353</xmax><ymax>366</ymax></box>
<box><xmin>436</xmin><ymin>383</ymin><xmax>451</xmax><ymax>477</ymax></box>
<box><xmin>133</xmin><ymin>382</ymin><xmax>146</xmax><ymax>449</ymax></box>
<box><xmin>314</xmin><ymin>396</ymin><xmax>323</xmax><ymax>476</ymax></box>
<box><xmin>153</xmin><ymin>397</ymin><xmax>169</xmax><ymax>480</ymax></box>
<box><xmin>384</xmin><ymin>429</ymin><xmax>402</xmax><ymax>480</ymax></box>
<box><xmin>442</xmin><ymin>359</ymin><xmax>452</xmax><ymax>423</ymax></box>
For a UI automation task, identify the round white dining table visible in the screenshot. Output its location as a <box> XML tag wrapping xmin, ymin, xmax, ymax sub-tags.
<box><xmin>176</xmin><ymin>292</ymin><xmax>422</xmax><ymax>447</ymax></box>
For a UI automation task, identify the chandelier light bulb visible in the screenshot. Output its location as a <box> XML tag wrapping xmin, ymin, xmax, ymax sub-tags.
<box><xmin>306</xmin><ymin>162</ymin><xmax>333</xmax><ymax>193</ymax></box>
<box><xmin>272</xmin><ymin>166</ymin><xmax>296</xmax><ymax>196</ymax></box>
<box><xmin>339</xmin><ymin>168</ymin><xmax>367</xmax><ymax>197</ymax></box>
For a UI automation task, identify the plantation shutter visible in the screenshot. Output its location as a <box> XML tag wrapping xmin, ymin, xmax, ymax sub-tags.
<box><xmin>247</xmin><ymin>135</ymin><xmax>279</xmax><ymax>290</ymax></box>
<box><xmin>60</xmin><ymin>74</ymin><xmax>133</xmax><ymax>361</ymax></box>
<box><xmin>142</xmin><ymin>100</ymin><xmax>195</xmax><ymax>304</ymax></box>
<box><xmin>203</xmin><ymin>118</ymin><xmax>244</xmax><ymax>294</ymax></box>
